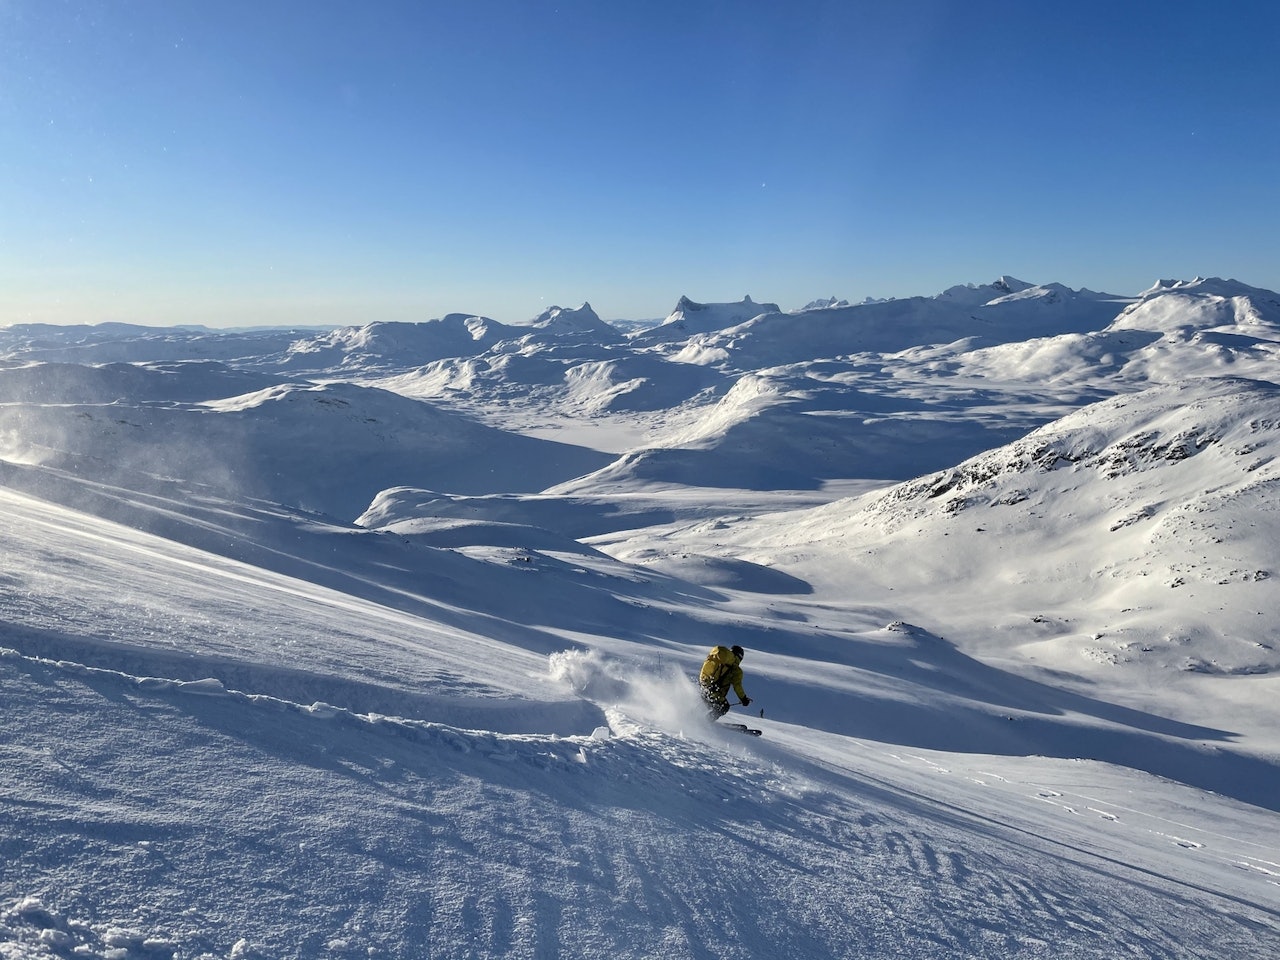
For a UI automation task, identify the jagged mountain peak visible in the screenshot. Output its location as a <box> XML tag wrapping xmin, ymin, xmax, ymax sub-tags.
<box><xmin>627</xmin><ymin>294</ymin><xmax>782</xmax><ymax>345</ymax></box>
<box><xmin>526</xmin><ymin>302</ymin><xmax>620</xmax><ymax>340</ymax></box>
<box><xmin>799</xmin><ymin>297</ymin><xmax>851</xmax><ymax>311</ymax></box>
<box><xmin>530</xmin><ymin>302</ymin><xmax>597</xmax><ymax>325</ymax></box>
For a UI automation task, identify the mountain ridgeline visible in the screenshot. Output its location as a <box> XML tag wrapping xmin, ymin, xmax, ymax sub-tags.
<box><xmin>3</xmin><ymin>277</ymin><xmax>1279</xmax><ymax>504</ymax></box>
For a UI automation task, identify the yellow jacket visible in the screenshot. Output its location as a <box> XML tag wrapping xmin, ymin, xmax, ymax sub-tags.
<box><xmin>699</xmin><ymin>645</ymin><xmax>746</xmax><ymax>702</ymax></box>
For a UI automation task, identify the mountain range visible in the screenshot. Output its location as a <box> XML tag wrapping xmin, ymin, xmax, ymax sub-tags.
<box><xmin>2</xmin><ymin>275</ymin><xmax>1278</xmax><ymax>959</ymax></box>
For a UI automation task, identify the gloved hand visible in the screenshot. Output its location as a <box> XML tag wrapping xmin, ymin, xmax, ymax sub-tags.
<box><xmin>740</xmin><ymin>696</ymin><xmax>751</xmax><ymax>707</ymax></box>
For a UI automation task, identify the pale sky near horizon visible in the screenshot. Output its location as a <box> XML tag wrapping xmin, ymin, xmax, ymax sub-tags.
<box><xmin>2</xmin><ymin>0</ymin><xmax>1277</xmax><ymax>327</ymax></box>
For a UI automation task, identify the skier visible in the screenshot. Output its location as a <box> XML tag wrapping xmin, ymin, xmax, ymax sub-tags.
<box><xmin>699</xmin><ymin>644</ymin><xmax>751</xmax><ymax>720</ymax></box>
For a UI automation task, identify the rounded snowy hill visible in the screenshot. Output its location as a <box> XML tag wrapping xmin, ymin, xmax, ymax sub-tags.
<box><xmin>278</xmin><ymin>303</ymin><xmax>627</xmax><ymax>376</ymax></box>
<box><xmin>1117</xmin><ymin>277</ymin><xmax>1280</xmax><ymax>332</ymax></box>
<box><xmin>938</xmin><ymin>276</ymin><xmax>1280</xmax><ymax>392</ymax></box>
<box><xmin>0</xmin><ymin>376</ymin><xmax>613</xmax><ymax>520</ymax></box>
<box><xmin>278</xmin><ymin>314</ymin><xmax>514</xmax><ymax>372</ymax></box>
<box><xmin>380</xmin><ymin>346</ymin><xmax>726</xmax><ymax>421</ymax></box>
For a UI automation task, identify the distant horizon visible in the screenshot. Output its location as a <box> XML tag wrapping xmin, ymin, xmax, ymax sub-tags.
<box><xmin>3</xmin><ymin>1</ymin><xmax>1277</xmax><ymax>328</ymax></box>
<box><xmin>4</xmin><ymin>271</ymin><xmax>1274</xmax><ymax>332</ymax></box>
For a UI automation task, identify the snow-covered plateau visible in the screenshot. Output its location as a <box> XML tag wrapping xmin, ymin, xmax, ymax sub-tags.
<box><xmin>2</xmin><ymin>277</ymin><xmax>1278</xmax><ymax>958</ymax></box>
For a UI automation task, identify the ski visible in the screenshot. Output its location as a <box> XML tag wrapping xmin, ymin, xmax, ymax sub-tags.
<box><xmin>723</xmin><ymin>723</ymin><xmax>762</xmax><ymax>737</ymax></box>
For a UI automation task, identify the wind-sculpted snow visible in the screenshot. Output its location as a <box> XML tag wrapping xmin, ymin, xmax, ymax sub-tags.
<box><xmin>356</xmin><ymin>486</ymin><xmax>695</xmax><ymax>540</ymax></box>
<box><xmin>0</xmin><ymin>378</ymin><xmax>612</xmax><ymax>519</ymax></box>
<box><xmin>555</xmin><ymin>365</ymin><xmax>1055</xmax><ymax>491</ymax></box>
<box><xmin>0</xmin><ymin>360</ymin><xmax>285</xmax><ymax>404</ymax></box>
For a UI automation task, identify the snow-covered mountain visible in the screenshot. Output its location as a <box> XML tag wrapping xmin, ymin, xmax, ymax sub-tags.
<box><xmin>3</xmin><ymin>276</ymin><xmax>1279</xmax><ymax>959</ymax></box>
<box><xmin>948</xmin><ymin>276</ymin><xmax>1280</xmax><ymax>392</ymax></box>
<box><xmin>662</xmin><ymin>279</ymin><xmax>1129</xmax><ymax>370</ymax></box>
<box><xmin>629</xmin><ymin>294</ymin><xmax>782</xmax><ymax>345</ymax></box>
<box><xmin>525</xmin><ymin>302</ymin><xmax>623</xmax><ymax>341</ymax></box>
<box><xmin>277</xmin><ymin>314</ymin><xmax>512</xmax><ymax>373</ymax></box>
<box><xmin>650</xmin><ymin>377</ymin><xmax>1280</xmax><ymax>787</ymax></box>
<box><xmin>0</xmin><ymin>377</ymin><xmax>612</xmax><ymax>520</ymax></box>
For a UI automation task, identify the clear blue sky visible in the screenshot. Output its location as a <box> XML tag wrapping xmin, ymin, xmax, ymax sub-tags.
<box><xmin>3</xmin><ymin>0</ymin><xmax>1277</xmax><ymax>326</ymax></box>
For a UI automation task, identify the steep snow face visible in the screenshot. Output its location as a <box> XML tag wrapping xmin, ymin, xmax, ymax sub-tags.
<box><xmin>665</xmin><ymin>373</ymin><xmax>790</xmax><ymax>445</ymax></box>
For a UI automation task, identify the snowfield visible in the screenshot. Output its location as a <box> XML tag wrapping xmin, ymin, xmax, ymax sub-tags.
<box><xmin>2</xmin><ymin>277</ymin><xmax>1279</xmax><ymax>958</ymax></box>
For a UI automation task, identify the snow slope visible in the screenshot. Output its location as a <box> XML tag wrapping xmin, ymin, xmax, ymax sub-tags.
<box><xmin>0</xmin><ymin>376</ymin><xmax>611</xmax><ymax>520</ymax></box>
<box><xmin>3</xmin><ymin>486</ymin><xmax>1276</xmax><ymax>959</ymax></box>
<box><xmin>2</xmin><ymin>276</ymin><xmax>1279</xmax><ymax>959</ymax></box>
<box><xmin>626</xmin><ymin>378</ymin><xmax>1280</xmax><ymax>795</ymax></box>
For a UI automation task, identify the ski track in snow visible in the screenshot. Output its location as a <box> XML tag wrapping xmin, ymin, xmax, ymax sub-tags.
<box><xmin>3</xmin><ymin>642</ymin><xmax>1278</xmax><ymax>958</ymax></box>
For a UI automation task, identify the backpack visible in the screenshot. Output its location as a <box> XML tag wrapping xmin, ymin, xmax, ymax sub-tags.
<box><xmin>707</xmin><ymin>645</ymin><xmax>738</xmax><ymax>667</ymax></box>
<box><xmin>701</xmin><ymin>645</ymin><xmax>739</xmax><ymax>686</ymax></box>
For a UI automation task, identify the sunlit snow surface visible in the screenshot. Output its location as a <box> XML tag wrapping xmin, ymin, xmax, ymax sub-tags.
<box><xmin>2</xmin><ymin>279</ymin><xmax>1279</xmax><ymax>958</ymax></box>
